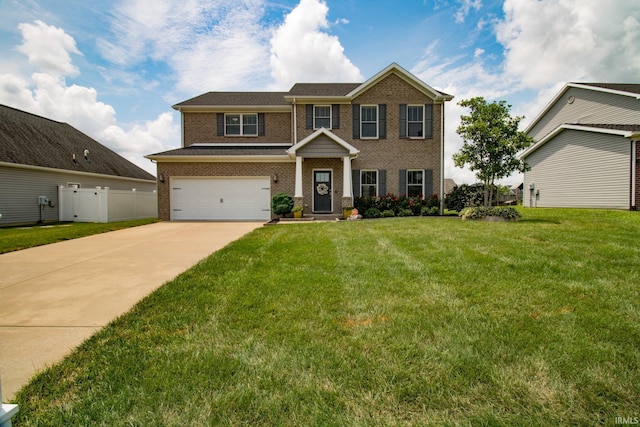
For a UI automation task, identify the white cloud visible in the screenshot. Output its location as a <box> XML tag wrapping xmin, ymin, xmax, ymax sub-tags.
<box><xmin>269</xmin><ymin>0</ymin><xmax>362</xmax><ymax>89</ymax></box>
<box><xmin>16</xmin><ymin>20</ymin><xmax>81</xmax><ymax>77</ymax></box>
<box><xmin>0</xmin><ymin>21</ymin><xmax>178</xmax><ymax>175</ymax></box>
<box><xmin>496</xmin><ymin>0</ymin><xmax>640</xmax><ymax>88</ymax></box>
<box><xmin>455</xmin><ymin>0</ymin><xmax>482</xmax><ymax>23</ymax></box>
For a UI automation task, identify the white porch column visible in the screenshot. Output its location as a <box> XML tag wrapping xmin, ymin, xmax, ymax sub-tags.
<box><xmin>294</xmin><ymin>155</ymin><xmax>303</xmax><ymax>198</ymax></box>
<box><xmin>343</xmin><ymin>156</ymin><xmax>353</xmax><ymax>198</ymax></box>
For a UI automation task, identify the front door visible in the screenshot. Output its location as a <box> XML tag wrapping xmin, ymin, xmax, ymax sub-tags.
<box><xmin>313</xmin><ymin>170</ymin><xmax>332</xmax><ymax>213</ymax></box>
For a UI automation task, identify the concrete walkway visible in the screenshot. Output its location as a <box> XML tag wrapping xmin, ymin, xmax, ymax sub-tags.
<box><xmin>0</xmin><ymin>222</ymin><xmax>262</xmax><ymax>401</ymax></box>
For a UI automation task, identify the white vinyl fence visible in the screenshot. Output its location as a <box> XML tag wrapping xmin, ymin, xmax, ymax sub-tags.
<box><xmin>58</xmin><ymin>186</ymin><xmax>157</xmax><ymax>223</ymax></box>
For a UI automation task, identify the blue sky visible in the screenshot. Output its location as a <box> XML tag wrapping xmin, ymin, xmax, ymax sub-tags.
<box><xmin>1</xmin><ymin>0</ymin><xmax>639</xmax><ymax>183</ymax></box>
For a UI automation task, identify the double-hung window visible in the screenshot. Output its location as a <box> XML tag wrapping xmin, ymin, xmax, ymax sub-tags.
<box><xmin>407</xmin><ymin>170</ymin><xmax>424</xmax><ymax>197</ymax></box>
<box><xmin>314</xmin><ymin>105</ymin><xmax>331</xmax><ymax>129</ymax></box>
<box><xmin>225</xmin><ymin>113</ymin><xmax>258</xmax><ymax>136</ymax></box>
<box><xmin>361</xmin><ymin>170</ymin><xmax>378</xmax><ymax>197</ymax></box>
<box><xmin>407</xmin><ymin>105</ymin><xmax>424</xmax><ymax>138</ymax></box>
<box><xmin>361</xmin><ymin>105</ymin><xmax>378</xmax><ymax>139</ymax></box>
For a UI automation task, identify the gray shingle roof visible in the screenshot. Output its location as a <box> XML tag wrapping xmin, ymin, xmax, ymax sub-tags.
<box><xmin>148</xmin><ymin>144</ymin><xmax>291</xmax><ymax>157</ymax></box>
<box><xmin>0</xmin><ymin>104</ymin><xmax>155</xmax><ymax>180</ymax></box>
<box><xmin>574</xmin><ymin>83</ymin><xmax>640</xmax><ymax>95</ymax></box>
<box><xmin>569</xmin><ymin>123</ymin><xmax>640</xmax><ymax>131</ymax></box>
<box><xmin>287</xmin><ymin>83</ymin><xmax>361</xmax><ymax>97</ymax></box>
<box><xmin>174</xmin><ymin>92</ymin><xmax>290</xmax><ymax>107</ymax></box>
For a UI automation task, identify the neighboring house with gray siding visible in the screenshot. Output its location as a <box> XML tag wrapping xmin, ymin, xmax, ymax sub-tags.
<box><xmin>520</xmin><ymin>83</ymin><xmax>640</xmax><ymax>209</ymax></box>
<box><xmin>147</xmin><ymin>63</ymin><xmax>453</xmax><ymax>221</ymax></box>
<box><xmin>0</xmin><ymin>104</ymin><xmax>157</xmax><ymax>225</ymax></box>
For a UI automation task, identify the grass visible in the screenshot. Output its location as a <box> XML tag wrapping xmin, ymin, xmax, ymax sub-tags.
<box><xmin>12</xmin><ymin>209</ymin><xmax>640</xmax><ymax>426</ymax></box>
<box><xmin>0</xmin><ymin>218</ymin><xmax>158</xmax><ymax>254</ymax></box>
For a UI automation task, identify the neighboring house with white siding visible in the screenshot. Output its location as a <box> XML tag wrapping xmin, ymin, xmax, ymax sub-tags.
<box><xmin>0</xmin><ymin>104</ymin><xmax>157</xmax><ymax>225</ymax></box>
<box><xmin>520</xmin><ymin>83</ymin><xmax>640</xmax><ymax>209</ymax></box>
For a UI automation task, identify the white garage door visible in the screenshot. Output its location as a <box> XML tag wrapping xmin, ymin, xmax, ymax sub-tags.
<box><xmin>171</xmin><ymin>177</ymin><xmax>271</xmax><ymax>221</ymax></box>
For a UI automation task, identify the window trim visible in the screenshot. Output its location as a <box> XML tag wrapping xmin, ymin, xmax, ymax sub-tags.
<box><xmin>406</xmin><ymin>169</ymin><xmax>424</xmax><ymax>197</ymax></box>
<box><xmin>360</xmin><ymin>169</ymin><xmax>378</xmax><ymax>197</ymax></box>
<box><xmin>407</xmin><ymin>105</ymin><xmax>425</xmax><ymax>139</ymax></box>
<box><xmin>360</xmin><ymin>105</ymin><xmax>379</xmax><ymax>139</ymax></box>
<box><xmin>224</xmin><ymin>113</ymin><xmax>258</xmax><ymax>136</ymax></box>
<box><xmin>313</xmin><ymin>105</ymin><xmax>332</xmax><ymax>130</ymax></box>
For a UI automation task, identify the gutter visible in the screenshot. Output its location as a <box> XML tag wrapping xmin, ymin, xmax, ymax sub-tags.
<box><xmin>0</xmin><ymin>161</ymin><xmax>156</xmax><ymax>183</ymax></box>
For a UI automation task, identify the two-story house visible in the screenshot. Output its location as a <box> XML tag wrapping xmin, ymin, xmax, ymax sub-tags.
<box><xmin>146</xmin><ymin>63</ymin><xmax>453</xmax><ymax>221</ymax></box>
<box><xmin>520</xmin><ymin>83</ymin><xmax>640</xmax><ymax>210</ymax></box>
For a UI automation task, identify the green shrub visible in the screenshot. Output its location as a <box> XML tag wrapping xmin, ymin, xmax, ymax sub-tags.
<box><xmin>398</xmin><ymin>208</ymin><xmax>414</xmax><ymax>217</ymax></box>
<box><xmin>271</xmin><ymin>193</ymin><xmax>294</xmax><ymax>216</ymax></box>
<box><xmin>445</xmin><ymin>184</ymin><xmax>484</xmax><ymax>212</ymax></box>
<box><xmin>459</xmin><ymin>206</ymin><xmax>521</xmax><ymax>220</ymax></box>
<box><xmin>363</xmin><ymin>207</ymin><xmax>381</xmax><ymax>218</ymax></box>
<box><xmin>381</xmin><ymin>210</ymin><xmax>395</xmax><ymax>217</ymax></box>
<box><xmin>421</xmin><ymin>206</ymin><xmax>440</xmax><ymax>216</ymax></box>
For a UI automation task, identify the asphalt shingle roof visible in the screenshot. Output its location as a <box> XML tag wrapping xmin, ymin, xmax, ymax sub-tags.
<box><xmin>574</xmin><ymin>83</ymin><xmax>640</xmax><ymax>95</ymax></box>
<box><xmin>149</xmin><ymin>144</ymin><xmax>291</xmax><ymax>157</ymax></box>
<box><xmin>174</xmin><ymin>92</ymin><xmax>290</xmax><ymax>107</ymax></box>
<box><xmin>287</xmin><ymin>83</ymin><xmax>362</xmax><ymax>97</ymax></box>
<box><xmin>0</xmin><ymin>104</ymin><xmax>155</xmax><ymax>180</ymax></box>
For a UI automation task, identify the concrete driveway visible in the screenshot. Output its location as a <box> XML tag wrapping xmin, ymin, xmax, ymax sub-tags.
<box><xmin>0</xmin><ymin>221</ymin><xmax>262</xmax><ymax>401</ymax></box>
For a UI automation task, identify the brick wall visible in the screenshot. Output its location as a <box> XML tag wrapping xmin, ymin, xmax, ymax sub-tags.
<box><xmin>156</xmin><ymin>161</ymin><xmax>295</xmax><ymax>220</ymax></box>
<box><xmin>183</xmin><ymin>112</ymin><xmax>292</xmax><ymax>145</ymax></box>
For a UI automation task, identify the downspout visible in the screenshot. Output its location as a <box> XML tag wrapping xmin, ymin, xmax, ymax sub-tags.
<box><xmin>440</xmin><ymin>101</ymin><xmax>445</xmax><ymax>215</ymax></box>
<box><xmin>632</xmin><ymin>139</ymin><xmax>637</xmax><ymax>209</ymax></box>
<box><xmin>292</xmin><ymin>98</ymin><xmax>297</xmax><ymax>144</ymax></box>
<box><xmin>180</xmin><ymin>109</ymin><xmax>185</xmax><ymax>147</ymax></box>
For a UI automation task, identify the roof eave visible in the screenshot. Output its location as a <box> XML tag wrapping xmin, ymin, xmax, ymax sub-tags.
<box><xmin>172</xmin><ymin>105</ymin><xmax>290</xmax><ymax>112</ymax></box>
<box><xmin>145</xmin><ymin>154</ymin><xmax>292</xmax><ymax>163</ymax></box>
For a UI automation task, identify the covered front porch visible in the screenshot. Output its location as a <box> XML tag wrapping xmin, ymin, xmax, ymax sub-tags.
<box><xmin>287</xmin><ymin>128</ymin><xmax>359</xmax><ymax>217</ymax></box>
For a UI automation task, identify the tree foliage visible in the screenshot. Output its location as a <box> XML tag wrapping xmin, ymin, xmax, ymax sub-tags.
<box><xmin>453</xmin><ymin>97</ymin><xmax>534</xmax><ymax>206</ymax></box>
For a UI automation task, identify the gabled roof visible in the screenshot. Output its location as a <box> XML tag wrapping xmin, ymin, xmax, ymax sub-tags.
<box><xmin>0</xmin><ymin>104</ymin><xmax>155</xmax><ymax>181</ymax></box>
<box><xmin>525</xmin><ymin>82</ymin><xmax>640</xmax><ymax>133</ymax></box>
<box><xmin>287</xmin><ymin>128</ymin><xmax>359</xmax><ymax>158</ymax></box>
<box><xmin>173</xmin><ymin>63</ymin><xmax>454</xmax><ymax>108</ymax></box>
<box><xmin>347</xmin><ymin>63</ymin><xmax>453</xmax><ymax>102</ymax></box>
<box><xmin>520</xmin><ymin>123</ymin><xmax>640</xmax><ymax>159</ymax></box>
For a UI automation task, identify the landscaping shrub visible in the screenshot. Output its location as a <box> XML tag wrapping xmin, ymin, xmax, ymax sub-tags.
<box><xmin>354</xmin><ymin>193</ymin><xmax>440</xmax><ymax>218</ymax></box>
<box><xmin>382</xmin><ymin>210</ymin><xmax>395</xmax><ymax>217</ymax></box>
<box><xmin>271</xmin><ymin>192</ymin><xmax>294</xmax><ymax>216</ymax></box>
<box><xmin>421</xmin><ymin>206</ymin><xmax>439</xmax><ymax>216</ymax></box>
<box><xmin>459</xmin><ymin>206</ymin><xmax>521</xmax><ymax>220</ymax></box>
<box><xmin>363</xmin><ymin>207</ymin><xmax>381</xmax><ymax>218</ymax></box>
<box><xmin>445</xmin><ymin>184</ymin><xmax>484</xmax><ymax>212</ymax></box>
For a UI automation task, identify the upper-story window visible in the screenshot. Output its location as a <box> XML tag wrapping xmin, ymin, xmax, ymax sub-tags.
<box><xmin>400</xmin><ymin>104</ymin><xmax>433</xmax><ymax>139</ymax></box>
<box><xmin>361</xmin><ymin>105</ymin><xmax>378</xmax><ymax>139</ymax></box>
<box><xmin>407</xmin><ymin>105</ymin><xmax>424</xmax><ymax>138</ymax></box>
<box><xmin>225</xmin><ymin>113</ymin><xmax>258</xmax><ymax>136</ymax></box>
<box><xmin>314</xmin><ymin>105</ymin><xmax>331</xmax><ymax>129</ymax></box>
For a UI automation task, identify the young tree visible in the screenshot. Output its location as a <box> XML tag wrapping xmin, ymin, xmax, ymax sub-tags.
<box><xmin>453</xmin><ymin>97</ymin><xmax>534</xmax><ymax>207</ymax></box>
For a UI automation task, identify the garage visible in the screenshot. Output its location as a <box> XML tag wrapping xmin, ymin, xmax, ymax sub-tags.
<box><xmin>170</xmin><ymin>177</ymin><xmax>271</xmax><ymax>221</ymax></box>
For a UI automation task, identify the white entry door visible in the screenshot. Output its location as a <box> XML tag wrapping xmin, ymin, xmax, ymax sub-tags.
<box><xmin>170</xmin><ymin>177</ymin><xmax>271</xmax><ymax>221</ymax></box>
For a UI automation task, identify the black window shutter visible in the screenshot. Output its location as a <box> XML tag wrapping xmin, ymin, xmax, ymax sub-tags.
<box><xmin>332</xmin><ymin>104</ymin><xmax>340</xmax><ymax>129</ymax></box>
<box><xmin>258</xmin><ymin>113</ymin><xmax>265</xmax><ymax>136</ymax></box>
<box><xmin>378</xmin><ymin>169</ymin><xmax>386</xmax><ymax>196</ymax></box>
<box><xmin>425</xmin><ymin>169</ymin><xmax>433</xmax><ymax>197</ymax></box>
<box><xmin>217</xmin><ymin>113</ymin><xmax>224</xmax><ymax>136</ymax></box>
<box><xmin>352</xmin><ymin>169</ymin><xmax>361</xmax><ymax>197</ymax></box>
<box><xmin>352</xmin><ymin>104</ymin><xmax>360</xmax><ymax>139</ymax></box>
<box><xmin>399</xmin><ymin>169</ymin><xmax>407</xmax><ymax>196</ymax></box>
<box><xmin>379</xmin><ymin>104</ymin><xmax>386</xmax><ymax>139</ymax></box>
<box><xmin>425</xmin><ymin>104</ymin><xmax>433</xmax><ymax>138</ymax></box>
<box><xmin>399</xmin><ymin>104</ymin><xmax>407</xmax><ymax>138</ymax></box>
<box><xmin>306</xmin><ymin>105</ymin><xmax>313</xmax><ymax>129</ymax></box>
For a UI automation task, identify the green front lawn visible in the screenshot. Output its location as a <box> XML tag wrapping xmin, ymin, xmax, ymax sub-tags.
<box><xmin>13</xmin><ymin>209</ymin><xmax>640</xmax><ymax>425</ymax></box>
<box><xmin>0</xmin><ymin>219</ymin><xmax>158</xmax><ymax>254</ymax></box>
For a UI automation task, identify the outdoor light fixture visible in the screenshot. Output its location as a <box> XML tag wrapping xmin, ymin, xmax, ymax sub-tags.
<box><xmin>159</xmin><ymin>173</ymin><xmax>165</xmax><ymax>183</ymax></box>
<box><xmin>273</xmin><ymin>174</ymin><xmax>278</xmax><ymax>182</ymax></box>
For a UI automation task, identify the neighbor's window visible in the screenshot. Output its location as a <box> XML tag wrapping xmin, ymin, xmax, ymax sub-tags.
<box><xmin>361</xmin><ymin>105</ymin><xmax>378</xmax><ymax>139</ymax></box>
<box><xmin>407</xmin><ymin>170</ymin><xmax>423</xmax><ymax>197</ymax></box>
<box><xmin>407</xmin><ymin>105</ymin><xmax>424</xmax><ymax>138</ymax></box>
<box><xmin>314</xmin><ymin>105</ymin><xmax>331</xmax><ymax>129</ymax></box>
<box><xmin>225</xmin><ymin>113</ymin><xmax>258</xmax><ymax>136</ymax></box>
<box><xmin>361</xmin><ymin>170</ymin><xmax>378</xmax><ymax>197</ymax></box>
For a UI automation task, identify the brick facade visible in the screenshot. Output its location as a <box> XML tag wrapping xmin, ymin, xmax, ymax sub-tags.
<box><xmin>152</xmin><ymin>64</ymin><xmax>451</xmax><ymax>220</ymax></box>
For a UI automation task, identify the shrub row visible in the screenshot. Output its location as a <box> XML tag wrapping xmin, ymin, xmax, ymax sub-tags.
<box><xmin>354</xmin><ymin>193</ymin><xmax>440</xmax><ymax>218</ymax></box>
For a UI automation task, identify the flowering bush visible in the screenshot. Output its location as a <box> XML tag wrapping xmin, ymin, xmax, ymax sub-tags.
<box><xmin>459</xmin><ymin>206</ymin><xmax>521</xmax><ymax>220</ymax></box>
<box><xmin>354</xmin><ymin>193</ymin><xmax>440</xmax><ymax>218</ymax></box>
